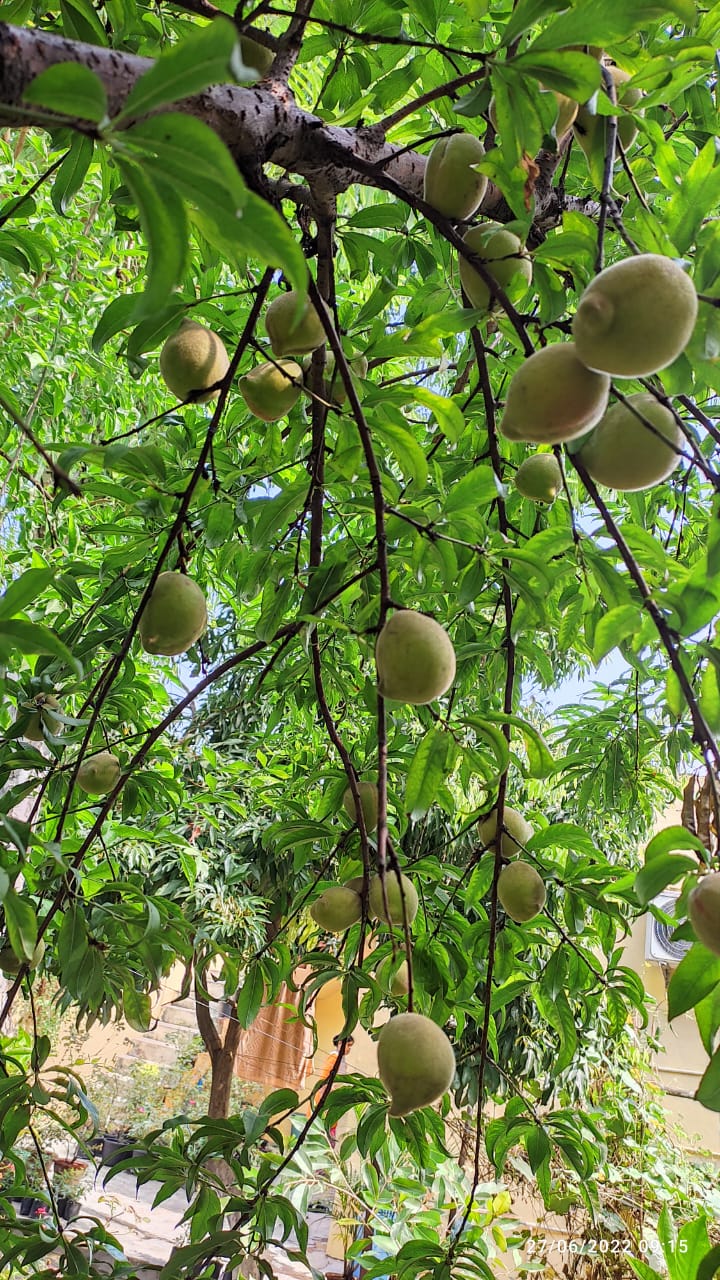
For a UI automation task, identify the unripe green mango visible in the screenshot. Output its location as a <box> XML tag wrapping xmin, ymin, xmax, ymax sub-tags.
<box><xmin>368</xmin><ymin>873</ymin><xmax>418</xmax><ymax>927</ymax></box>
<box><xmin>159</xmin><ymin>320</ymin><xmax>230</xmax><ymax>403</ymax></box>
<box><xmin>500</xmin><ymin>343</ymin><xmax>610</xmax><ymax>444</ymax></box>
<box><xmin>76</xmin><ymin>750</ymin><xmax>121</xmax><ymax>796</ymax></box>
<box><xmin>239</xmin><ymin>34</ymin><xmax>274</xmax><ymax>78</ymax></box>
<box><xmin>459</xmin><ymin>222</ymin><xmax>532</xmax><ymax>313</ymax></box>
<box><xmin>574</xmin><ymin>65</ymin><xmax>644</xmax><ymax>165</ymax></box>
<box><xmin>139</xmin><ymin>571</ymin><xmax>207</xmax><ymax>657</ymax></box>
<box><xmin>238</xmin><ymin>359</ymin><xmax>303</xmax><ymax>421</ymax></box>
<box><xmin>375</xmin><ymin>954</ymin><xmax>410</xmax><ymax>996</ymax></box>
<box><xmin>21</xmin><ymin>693</ymin><xmax>62</xmax><ymax>742</ymax></box>
<box><xmin>514</xmin><ymin>454</ymin><xmax>563</xmax><ymax>504</ymax></box>
<box><xmin>326</xmin><ymin>353</ymin><xmax>369</xmax><ymax>406</ymax></box>
<box><xmin>377</xmin><ymin>1012</ymin><xmax>455</xmax><ymax>1116</ymax></box>
<box><xmin>423</xmin><ymin>133</ymin><xmax>487</xmax><ymax>221</ymax></box>
<box><xmin>375</xmin><ymin>610</ymin><xmax>456</xmax><ymax>704</ymax></box>
<box><xmin>265</xmin><ymin>292</ymin><xmax>329</xmax><ymax>357</ymax></box>
<box><xmin>478</xmin><ymin>805</ymin><xmax>534</xmax><ymax>857</ymax></box>
<box><xmin>572</xmin><ymin>254</ymin><xmax>698</xmax><ymax>379</ymax></box>
<box><xmin>342</xmin><ymin>781</ymin><xmax>378</xmax><ymax>833</ymax></box>
<box><xmin>688</xmin><ymin>873</ymin><xmax>720</xmax><ymax>956</ymax></box>
<box><xmin>310</xmin><ymin>885</ymin><xmax>363</xmax><ymax>933</ymax></box>
<box><xmin>497</xmin><ymin>861</ymin><xmax>546</xmax><ymax>923</ymax></box>
<box><xmin>0</xmin><ymin>939</ymin><xmax>45</xmax><ymax>975</ymax></box>
<box><xmin>576</xmin><ymin>393</ymin><xmax>682</xmax><ymax>491</ymax></box>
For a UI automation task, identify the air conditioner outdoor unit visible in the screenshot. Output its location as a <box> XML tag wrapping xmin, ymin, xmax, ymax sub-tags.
<box><xmin>645</xmin><ymin>890</ymin><xmax>692</xmax><ymax>965</ymax></box>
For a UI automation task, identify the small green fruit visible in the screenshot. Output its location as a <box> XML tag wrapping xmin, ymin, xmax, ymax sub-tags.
<box><xmin>501</xmin><ymin>343</ymin><xmax>610</xmax><ymax>444</ymax></box>
<box><xmin>572</xmin><ymin>254</ymin><xmax>698</xmax><ymax>379</ymax></box>
<box><xmin>688</xmin><ymin>873</ymin><xmax>720</xmax><ymax>956</ymax></box>
<box><xmin>576</xmin><ymin>394</ymin><xmax>682</xmax><ymax>491</ymax></box>
<box><xmin>238</xmin><ymin>359</ymin><xmax>303</xmax><ymax>421</ymax></box>
<box><xmin>326</xmin><ymin>353</ymin><xmax>369</xmax><ymax>406</ymax></box>
<box><xmin>497</xmin><ymin>861</ymin><xmax>546</xmax><ymax>923</ymax></box>
<box><xmin>76</xmin><ymin>750</ymin><xmax>121</xmax><ymax>795</ymax></box>
<box><xmin>342</xmin><ymin>781</ymin><xmax>378</xmax><ymax>833</ymax></box>
<box><xmin>554</xmin><ymin>92</ymin><xmax>579</xmax><ymax>137</ymax></box>
<box><xmin>139</xmin><ymin>571</ymin><xmax>208</xmax><ymax>657</ymax></box>
<box><xmin>376</xmin><ymin>610</ymin><xmax>456</xmax><ymax>704</ymax></box>
<box><xmin>239</xmin><ymin>34</ymin><xmax>274</xmax><ymax>78</ymax></box>
<box><xmin>574</xmin><ymin>65</ymin><xmax>644</xmax><ymax>160</ymax></box>
<box><xmin>423</xmin><ymin>133</ymin><xmax>488</xmax><ymax>221</ymax></box>
<box><xmin>0</xmin><ymin>939</ymin><xmax>45</xmax><ymax>974</ymax></box>
<box><xmin>368</xmin><ymin>873</ymin><xmax>418</xmax><ymax>927</ymax></box>
<box><xmin>514</xmin><ymin>454</ymin><xmax>563</xmax><ymax>504</ymax></box>
<box><xmin>265</xmin><ymin>292</ymin><xmax>328</xmax><ymax>357</ymax></box>
<box><xmin>22</xmin><ymin>693</ymin><xmax>62</xmax><ymax>742</ymax></box>
<box><xmin>459</xmin><ymin>222</ymin><xmax>533</xmax><ymax>312</ymax></box>
<box><xmin>478</xmin><ymin>806</ymin><xmax>534</xmax><ymax>858</ymax></box>
<box><xmin>377</xmin><ymin>1012</ymin><xmax>455</xmax><ymax>1116</ymax></box>
<box><xmin>375</xmin><ymin>954</ymin><xmax>410</xmax><ymax>996</ymax></box>
<box><xmin>310</xmin><ymin>885</ymin><xmax>363</xmax><ymax>933</ymax></box>
<box><xmin>159</xmin><ymin>320</ymin><xmax>230</xmax><ymax>403</ymax></box>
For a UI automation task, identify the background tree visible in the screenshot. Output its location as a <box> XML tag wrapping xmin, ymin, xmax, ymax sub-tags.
<box><xmin>0</xmin><ymin>1</ymin><xmax>719</xmax><ymax>1277</ymax></box>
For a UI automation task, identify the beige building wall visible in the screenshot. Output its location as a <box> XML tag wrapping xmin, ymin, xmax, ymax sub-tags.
<box><xmin>619</xmin><ymin>792</ymin><xmax>720</xmax><ymax>1159</ymax></box>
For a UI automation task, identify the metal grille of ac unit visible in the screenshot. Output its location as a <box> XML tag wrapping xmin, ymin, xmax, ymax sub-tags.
<box><xmin>645</xmin><ymin>891</ymin><xmax>692</xmax><ymax>965</ymax></box>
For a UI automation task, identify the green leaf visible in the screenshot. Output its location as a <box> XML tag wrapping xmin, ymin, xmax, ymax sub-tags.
<box><xmin>592</xmin><ymin>604</ymin><xmax>643</xmax><ymax>662</ymax></box>
<box><xmin>405</xmin><ymin>728</ymin><xmax>454</xmax><ymax>819</ymax></box>
<box><xmin>121</xmin><ymin>114</ymin><xmax>247</xmax><ymax>219</ymax></box>
<box><xmin>697</xmin><ymin>1246</ymin><xmax>720</xmax><ymax>1280</ymax></box>
<box><xmin>236</xmin><ymin>965</ymin><xmax>265</xmax><ymax>1028</ymax></box>
<box><xmin>511</xmin><ymin>51</ymin><xmax>602</xmax><ymax>103</ymax></box>
<box><xmin>530</xmin><ymin>0</ymin><xmax>693</xmax><ymax>52</ymax></box>
<box><xmin>249</xmin><ymin>480</ymin><xmax>309</xmax><ymax>551</ymax></box>
<box><xmin>634</xmin><ymin>853</ymin><xmax>697</xmax><ymax>905</ymax></box>
<box><xmin>51</xmin><ymin>135</ymin><xmax>94</xmax><ymax>216</ymax></box>
<box><xmin>3</xmin><ymin>888</ymin><xmax>38</xmax><ymax>961</ymax></box>
<box><xmin>696</xmin><ymin>1046</ymin><xmax>720</xmax><ymax>1110</ymax></box>
<box><xmin>462</xmin><ymin>716</ymin><xmax>511</xmax><ymax>777</ymax></box>
<box><xmin>500</xmin><ymin>0</ymin><xmax>568</xmax><ymax>48</ymax></box>
<box><xmin>483</xmin><ymin>712</ymin><xmax>554</xmax><ymax>778</ymax></box>
<box><xmin>123</xmin><ymin>985</ymin><xmax>152</xmax><ymax>1032</ymax></box>
<box><xmin>412</xmin><ymin>387</ymin><xmax>465</xmax><ymax>443</ymax></box>
<box><xmin>0</xmin><ymin>568</ymin><xmax>56</xmax><ymax>619</ymax></box>
<box><xmin>373</xmin><ymin>411</ymin><xmax>428</xmax><ymax>489</ymax></box>
<box><xmin>695</xmin><ymin>982</ymin><xmax>720</xmax><ymax>1057</ymax></box>
<box><xmin>668</xmin><ymin>945</ymin><xmax>720</xmax><ymax>1020</ymax></box>
<box><xmin>114</xmin><ymin>18</ymin><xmax>244</xmax><ymax>125</ymax></box>
<box><xmin>221</xmin><ymin>187</ymin><xmax>308</xmax><ymax>297</ymax></box>
<box><xmin>445</xmin><ymin>465</ymin><xmax>498</xmax><ymax>514</ymax></box>
<box><xmin>644</xmin><ymin>825</ymin><xmax>708</xmax><ymax>862</ymax></box>
<box><xmin>23</xmin><ymin>64</ymin><xmax>107</xmax><ymax>122</ymax></box>
<box><xmin>0</xmin><ymin>619</ymin><xmax>82</xmax><ymax>675</ymax></box>
<box><xmin>92</xmin><ymin>293</ymin><xmax>145</xmax><ymax>352</ymax></box>
<box><xmin>666</xmin><ymin>138</ymin><xmax>720</xmax><ymax>253</ymax></box>
<box><xmin>60</xmin><ymin>0</ymin><xmax>108</xmax><ymax>44</ymax></box>
<box><xmin>114</xmin><ymin>158</ymin><xmax>188</xmax><ymax>322</ymax></box>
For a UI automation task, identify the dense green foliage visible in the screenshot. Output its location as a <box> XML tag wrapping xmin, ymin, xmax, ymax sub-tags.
<box><xmin>0</xmin><ymin>0</ymin><xmax>719</xmax><ymax>1276</ymax></box>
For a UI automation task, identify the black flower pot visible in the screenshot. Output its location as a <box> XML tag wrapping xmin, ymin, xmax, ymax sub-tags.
<box><xmin>20</xmin><ymin>1197</ymin><xmax>48</xmax><ymax>1218</ymax></box>
<box><xmin>101</xmin><ymin>1135</ymin><xmax>134</xmax><ymax>1167</ymax></box>
<box><xmin>56</xmin><ymin>1196</ymin><xmax>81</xmax><ymax>1221</ymax></box>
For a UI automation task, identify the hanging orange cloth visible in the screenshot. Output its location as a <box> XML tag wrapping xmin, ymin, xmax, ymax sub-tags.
<box><xmin>233</xmin><ymin>980</ymin><xmax>313</xmax><ymax>1092</ymax></box>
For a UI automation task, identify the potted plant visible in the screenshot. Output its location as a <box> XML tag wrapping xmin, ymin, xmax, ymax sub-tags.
<box><xmin>17</xmin><ymin>1149</ymin><xmax>49</xmax><ymax>1218</ymax></box>
<box><xmin>52</xmin><ymin>1159</ymin><xmax>90</xmax><ymax>1221</ymax></box>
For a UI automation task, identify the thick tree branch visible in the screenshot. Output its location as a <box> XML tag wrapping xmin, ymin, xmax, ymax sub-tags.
<box><xmin>0</xmin><ymin>22</ymin><xmax>427</xmax><ymax>199</ymax></box>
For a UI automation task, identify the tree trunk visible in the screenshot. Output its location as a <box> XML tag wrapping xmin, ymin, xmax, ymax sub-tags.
<box><xmin>207</xmin><ymin>1014</ymin><xmax>243</xmax><ymax>1120</ymax></box>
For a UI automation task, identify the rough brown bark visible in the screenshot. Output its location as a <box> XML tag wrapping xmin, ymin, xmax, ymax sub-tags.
<box><xmin>207</xmin><ymin>1015</ymin><xmax>243</xmax><ymax>1120</ymax></box>
<box><xmin>0</xmin><ymin>22</ymin><xmax>426</xmax><ymax>202</ymax></box>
